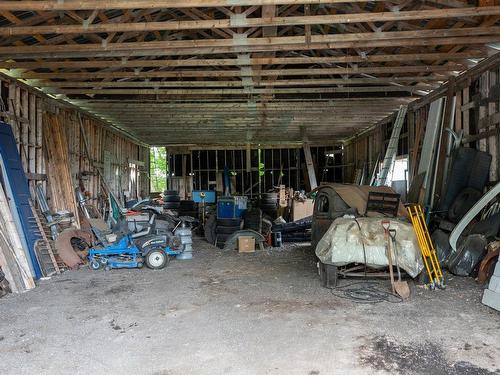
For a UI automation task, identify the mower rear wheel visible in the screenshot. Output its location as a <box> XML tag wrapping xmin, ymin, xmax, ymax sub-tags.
<box><xmin>145</xmin><ymin>248</ymin><xmax>169</xmax><ymax>269</ymax></box>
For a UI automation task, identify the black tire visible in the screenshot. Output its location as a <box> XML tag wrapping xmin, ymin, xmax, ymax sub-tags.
<box><xmin>145</xmin><ymin>248</ymin><xmax>169</xmax><ymax>269</ymax></box>
<box><xmin>163</xmin><ymin>195</ymin><xmax>180</xmax><ymax>202</ymax></box>
<box><xmin>217</xmin><ymin>218</ymin><xmax>241</xmax><ymax>226</ymax></box>
<box><xmin>163</xmin><ymin>190</ymin><xmax>178</xmax><ymax>196</ymax></box>
<box><xmin>262</xmin><ymin>209</ymin><xmax>278</xmax><ymax>220</ymax></box>
<box><xmin>468</xmin><ymin>151</ymin><xmax>492</xmax><ymax>191</ymax></box>
<box><xmin>164</xmin><ymin>201</ymin><xmax>181</xmax><ymax>209</ymax></box>
<box><xmin>261</xmin><ymin>193</ymin><xmax>277</xmax><ymax>200</ymax></box>
<box><xmin>180</xmin><ymin>210</ymin><xmax>198</xmax><ymax>218</ymax></box>
<box><xmin>244</xmin><ymin>218</ymin><xmax>261</xmax><ymax>224</ymax></box>
<box><xmin>216</xmin><ymin>233</ymin><xmax>230</xmax><ymax>242</ymax></box>
<box><xmin>179</xmin><ymin>200</ymin><xmax>196</xmax><ymax>209</ymax></box>
<box><xmin>216</xmin><ymin>225</ymin><xmax>241</xmax><ymax>234</ymax></box>
<box><xmin>448</xmin><ymin>188</ymin><xmax>482</xmax><ymax>223</ymax></box>
<box><xmin>205</xmin><ymin>215</ymin><xmax>217</xmax><ymax>244</ymax></box>
<box><xmin>260</xmin><ymin>203</ymin><xmax>277</xmax><ymax>210</ymax></box>
<box><xmin>245</xmin><ymin>226</ymin><xmax>261</xmax><ymax>232</ymax></box>
<box><xmin>244</xmin><ymin>222</ymin><xmax>261</xmax><ymax>230</ymax></box>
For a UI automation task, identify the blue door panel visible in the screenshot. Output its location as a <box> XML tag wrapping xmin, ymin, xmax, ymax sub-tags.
<box><xmin>0</xmin><ymin>121</ymin><xmax>42</xmax><ymax>279</ymax></box>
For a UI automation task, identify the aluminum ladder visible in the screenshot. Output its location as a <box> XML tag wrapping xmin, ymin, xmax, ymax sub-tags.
<box><xmin>375</xmin><ymin>105</ymin><xmax>408</xmax><ymax>186</ymax></box>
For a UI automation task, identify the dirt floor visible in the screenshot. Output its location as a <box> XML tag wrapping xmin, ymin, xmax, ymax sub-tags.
<box><xmin>0</xmin><ymin>238</ymin><xmax>499</xmax><ymax>375</ymax></box>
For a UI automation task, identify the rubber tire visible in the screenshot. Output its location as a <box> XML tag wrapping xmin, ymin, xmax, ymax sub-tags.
<box><xmin>260</xmin><ymin>203</ymin><xmax>277</xmax><ymax>210</ymax></box>
<box><xmin>216</xmin><ymin>218</ymin><xmax>241</xmax><ymax>226</ymax></box>
<box><xmin>205</xmin><ymin>215</ymin><xmax>217</xmax><ymax>244</ymax></box>
<box><xmin>179</xmin><ymin>200</ymin><xmax>196</xmax><ymax>208</ymax></box>
<box><xmin>448</xmin><ymin>188</ymin><xmax>482</xmax><ymax>223</ymax></box>
<box><xmin>164</xmin><ymin>195</ymin><xmax>180</xmax><ymax>202</ymax></box>
<box><xmin>261</xmin><ymin>193</ymin><xmax>277</xmax><ymax>200</ymax></box>
<box><xmin>262</xmin><ymin>209</ymin><xmax>278</xmax><ymax>220</ymax></box>
<box><xmin>180</xmin><ymin>211</ymin><xmax>198</xmax><ymax>219</ymax></box>
<box><xmin>89</xmin><ymin>260</ymin><xmax>101</xmax><ymax>270</ymax></box>
<box><xmin>468</xmin><ymin>151</ymin><xmax>492</xmax><ymax>191</ymax></box>
<box><xmin>216</xmin><ymin>225</ymin><xmax>241</xmax><ymax>234</ymax></box>
<box><xmin>216</xmin><ymin>233</ymin><xmax>230</xmax><ymax>242</ymax></box>
<box><xmin>145</xmin><ymin>249</ymin><xmax>169</xmax><ymax>270</ymax></box>
<box><xmin>164</xmin><ymin>201</ymin><xmax>181</xmax><ymax>209</ymax></box>
<box><xmin>163</xmin><ymin>190</ymin><xmax>178</xmax><ymax>196</ymax></box>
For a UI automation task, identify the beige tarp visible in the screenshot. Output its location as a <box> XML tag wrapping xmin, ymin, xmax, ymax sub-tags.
<box><xmin>315</xmin><ymin>216</ymin><xmax>423</xmax><ymax>278</ymax></box>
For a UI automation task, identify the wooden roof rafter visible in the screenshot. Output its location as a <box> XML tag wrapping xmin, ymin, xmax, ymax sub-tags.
<box><xmin>0</xmin><ymin>1</ymin><xmax>498</xmax><ymax>145</ymax></box>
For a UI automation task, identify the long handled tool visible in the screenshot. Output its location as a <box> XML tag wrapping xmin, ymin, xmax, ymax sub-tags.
<box><xmin>382</xmin><ymin>220</ymin><xmax>396</xmax><ymax>294</ymax></box>
<box><xmin>389</xmin><ymin>229</ymin><xmax>410</xmax><ymax>299</ymax></box>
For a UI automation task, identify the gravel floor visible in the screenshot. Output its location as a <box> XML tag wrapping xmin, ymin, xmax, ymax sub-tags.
<box><xmin>0</xmin><ymin>238</ymin><xmax>498</xmax><ymax>375</ymax></box>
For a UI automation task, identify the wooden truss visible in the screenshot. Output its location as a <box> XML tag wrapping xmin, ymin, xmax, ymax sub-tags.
<box><xmin>0</xmin><ymin>0</ymin><xmax>499</xmax><ymax>145</ymax></box>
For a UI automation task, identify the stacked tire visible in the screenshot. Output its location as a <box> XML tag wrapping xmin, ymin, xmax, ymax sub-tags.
<box><xmin>179</xmin><ymin>200</ymin><xmax>198</xmax><ymax>218</ymax></box>
<box><xmin>260</xmin><ymin>193</ymin><xmax>278</xmax><ymax>219</ymax></box>
<box><xmin>243</xmin><ymin>208</ymin><xmax>262</xmax><ymax>233</ymax></box>
<box><xmin>163</xmin><ymin>190</ymin><xmax>180</xmax><ymax>210</ymax></box>
<box><xmin>215</xmin><ymin>218</ymin><xmax>242</xmax><ymax>248</ymax></box>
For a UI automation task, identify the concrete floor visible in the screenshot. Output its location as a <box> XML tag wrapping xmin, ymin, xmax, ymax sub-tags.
<box><xmin>0</xmin><ymin>239</ymin><xmax>499</xmax><ymax>375</ymax></box>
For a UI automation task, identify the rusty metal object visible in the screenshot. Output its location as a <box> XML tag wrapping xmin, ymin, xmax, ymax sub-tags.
<box><xmin>477</xmin><ymin>241</ymin><xmax>500</xmax><ymax>284</ymax></box>
<box><xmin>311</xmin><ymin>184</ymin><xmax>404</xmax><ymax>250</ymax></box>
<box><xmin>54</xmin><ymin>228</ymin><xmax>93</xmax><ymax>269</ymax></box>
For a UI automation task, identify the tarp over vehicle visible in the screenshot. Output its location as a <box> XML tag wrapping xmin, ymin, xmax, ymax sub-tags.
<box><xmin>315</xmin><ymin>217</ymin><xmax>423</xmax><ymax>278</ymax></box>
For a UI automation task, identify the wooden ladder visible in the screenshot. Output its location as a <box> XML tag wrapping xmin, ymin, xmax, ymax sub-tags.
<box><xmin>30</xmin><ymin>202</ymin><xmax>62</xmax><ymax>276</ymax></box>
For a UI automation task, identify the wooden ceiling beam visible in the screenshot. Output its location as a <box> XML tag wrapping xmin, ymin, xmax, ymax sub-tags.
<box><xmin>5</xmin><ymin>37</ymin><xmax>496</xmax><ymax>59</ymax></box>
<box><xmin>32</xmin><ymin>76</ymin><xmax>443</xmax><ymax>88</ymax></box>
<box><xmin>75</xmin><ymin>101</ymin><xmax>409</xmax><ymax>108</ymax></box>
<box><xmin>2</xmin><ymin>7</ymin><xmax>499</xmax><ymax>36</ymax></box>
<box><xmin>16</xmin><ymin>65</ymin><xmax>459</xmax><ymax>79</ymax></box>
<box><xmin>48</xmin><ymin>86</ymin><xmax>426</xmax><ymax>95</ymax></box>
<box><xmin>1</xmin><ymin>52</ymin><xmax>482</xmax><ymax>69</ymax></box>
<box><xmin>0</xmin><ymin>1</ymin><xmax>385</xmax><ymax>11</ymax></box>
<box><xmin>2</xmin><ymin>26</ymin><xmax>498</xmax><ymax>55</ymax></box>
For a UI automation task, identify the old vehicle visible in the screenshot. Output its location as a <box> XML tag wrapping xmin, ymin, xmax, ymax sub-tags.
<box><xmin>311</xmin><ymin>184</ymin><xmax>423</xmax><ymax>286</ymax></box>
<box><xmin>311</xmin><ymin>184</ymin><xmax>408</xmax><ymax>250</ymax></box>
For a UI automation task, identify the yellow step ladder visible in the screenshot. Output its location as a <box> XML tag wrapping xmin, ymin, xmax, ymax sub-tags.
<box><xmin>407</xmin><ymin>204</ymin><xmax>445</xmax><ymax>290</ymax></box>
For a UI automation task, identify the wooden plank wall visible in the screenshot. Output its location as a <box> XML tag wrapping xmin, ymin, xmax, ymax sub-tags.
<box><xmin>344</xmin><ymin>61</ymin><xmax>500</xmax><ymax>187</ymax></box>
<box><xmin>0</xmin><ymin>75</ymin><xmax>149</xmax><ymax>211</ymax></box>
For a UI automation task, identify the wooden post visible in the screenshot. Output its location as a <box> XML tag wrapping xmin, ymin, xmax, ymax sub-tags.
<box><xmin>303</xmin><ymin>143</ymin><xmax>317</xmax><ymax>190</ymax></box>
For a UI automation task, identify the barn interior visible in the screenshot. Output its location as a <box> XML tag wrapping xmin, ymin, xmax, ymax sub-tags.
<box><xmin>0</xmin><ymin>1</ymin><xmax>499</xmax><ymax>374</ymax></box>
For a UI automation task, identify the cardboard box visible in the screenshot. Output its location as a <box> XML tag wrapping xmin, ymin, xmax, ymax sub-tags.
<box><xmin>292</xmin><ymin>199</ymin><xmax>314</xmax><ymax>221</ymax></box>
<box><xmin>238</xmin><ymin>236</ymin><xmax>256</xmax><ymax>253</ymax></box>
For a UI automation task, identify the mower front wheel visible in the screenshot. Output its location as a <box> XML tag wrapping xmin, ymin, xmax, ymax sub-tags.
<box><xmin>89</xmin><ymin>259</ymin><xmax>101</xmax><ymax>270</ymax></box>
<box><xmin>145</xmin><ymin>248</ymin><xmax>169</xmax><ymax>270</ymax></box>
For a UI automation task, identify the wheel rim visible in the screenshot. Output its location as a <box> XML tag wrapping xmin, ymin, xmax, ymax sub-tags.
<box><xmin>148</xmin><ymin>251</ymin><xmax>165</xmax><ymax>267</ymax></box>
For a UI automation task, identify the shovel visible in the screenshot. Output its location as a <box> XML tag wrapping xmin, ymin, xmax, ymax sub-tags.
<box><xmin>382</xmin><ymin>220</ymin><xmax>396</xmax><ymax>295</ymax></box>
<box><xmin>389</xmin><ymin>229</ymin><xmax>410</xmax><ymax>300</ymax></box>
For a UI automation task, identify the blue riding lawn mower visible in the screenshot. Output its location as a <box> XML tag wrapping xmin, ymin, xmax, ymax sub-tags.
<box><xmin>87</xmin><ymin>214</ymin><xmax>189</xmax><ymax>271</ymax></box>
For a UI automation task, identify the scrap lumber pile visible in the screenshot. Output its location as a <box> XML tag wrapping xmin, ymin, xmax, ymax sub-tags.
<box><xmin>0</xmin><ymin>175</ymin><xmax>36</xmax><ymax>293</ymax></box>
